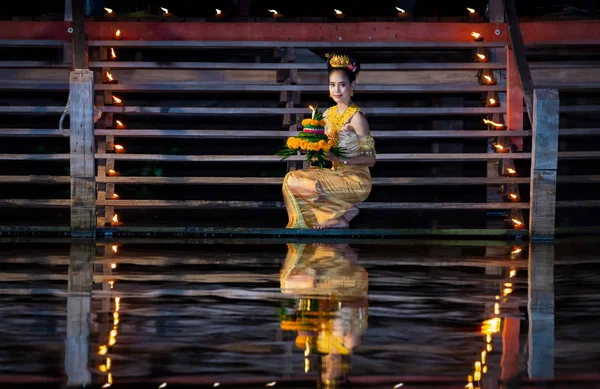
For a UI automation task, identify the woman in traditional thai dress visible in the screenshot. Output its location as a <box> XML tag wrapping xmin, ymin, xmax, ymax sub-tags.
<box><xmin>282</xmin><ymin>53</ymin><xmax>376</xmax><ymax>229</ymax></box>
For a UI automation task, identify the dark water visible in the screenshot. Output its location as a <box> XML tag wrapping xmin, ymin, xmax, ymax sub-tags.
<box><xmin>0</xmin><ymin>238</ymin><xmax>599</xmax><ymax>389</ymax></box>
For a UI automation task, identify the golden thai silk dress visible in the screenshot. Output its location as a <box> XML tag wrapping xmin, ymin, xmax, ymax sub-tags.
<box><xmin>282</xmin><ymin>104</ymin><xmax>376</xmax><ymax>228</ymax></box>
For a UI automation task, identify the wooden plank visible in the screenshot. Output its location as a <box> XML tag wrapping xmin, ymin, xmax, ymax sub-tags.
<box><xmin>559</xmin><ymin>151</ymin><xmax>600</xmax><ymax>159</ymax></box>
<box><xmin>99</xmin><ymin>106</ymin><xmax>506</xmax><ymax>115</ymax></box>
<box><xmin>555</xmin><ymin>200</ymin><xmax>600</xmax><ymax>207</ymax></box>
<box><xmin>532</xmin><ymin>89</ymin><xmax>560</xmax><ymax>171</ymax></box>
<box><xmin>0</xmin><ymin>39</ymin><xmax>66</xmax><ymax>47</ymax></box>
<box><xmin>0</xmin><ymin>61</ymin><xmax>70</xmax><ymax>68</ymax></box>
<box><xmin>0</xmin><ymin>154</ymin><xmax>70</xmax><ymax>160</ymax></box>
<box><xmin>560</xmin><ymin>105</ymin><xmax>600</xmax><ymax>113</ymax></box>
<box><xmin>0</xmin><ymin>81</ymin><xmax>68</xmax><ymax>90</ymax></box>
<box><xmin>0</xmin><ymin>199</ymin><xmax>71</xmax><ymax>207</ymax></box>
<box><xmin>0</xmin><ymin>176</ymin><xmax>70</xmax><ymax>183</ymax></box>
<box><xmin>69</xmin><ymin>70</ymin><xmax>96</xmax><ymax>235</ymax></box>
<box><xmin>96</xmin><ymin>199</ymin><xmax>528</xmax><ymax>209</ymax></box>
<box><xmin>503</xmin><ymin>0</ymin><xmax>534</xmax><ymax>122</ymax></box>
<box><xmin>92</xmin><ymin>83</ymin><xmax>506</xmax><ymax>93</ymax></box>
<box><xmin>0</xmin><ymin>106</ymin><xmax>64</xmax><ymax>113</ymax></box>
<box><xmin>89</xmin><ymin>61</ymin><xmax>507</xmax><ymax>70</ymax></box>
<box><xmin>88</xmin><ymin>40</ymin><xmax>506</xmax><ymax>49</ymax></box>
<box><xmin>94</xmin><ymin>153</ymin><xmax>531</xmax><ymax>162</ymax></box>
<box><xmin>506</xmin><ymin>46</ymin><xmax>524</xmax><ymax>151</ymax></box>
<box><xmin>527</xmin><ymin>243</ymin><xmax>555</xmax><ymax>379</ymax></box>
<box><xmin>92</xmin><ymin>176</ymin><xmax>531</xmax><ymax>185</ymax></box>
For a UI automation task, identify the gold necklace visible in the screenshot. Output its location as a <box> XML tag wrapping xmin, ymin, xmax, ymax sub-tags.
<box><xmin>326</xmin><ymin>104</ymin><xmax>359</xmax><ymax>144</ymax></box>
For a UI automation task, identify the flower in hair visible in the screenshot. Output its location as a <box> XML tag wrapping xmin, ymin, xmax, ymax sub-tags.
<box><xmin>348</xmin><ymin>64</ymin><xmax>357</xmax><ymax>72</ymax></box>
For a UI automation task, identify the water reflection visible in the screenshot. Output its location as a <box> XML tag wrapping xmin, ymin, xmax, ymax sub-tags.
<box><xmin>280</xmin><ymin>243</ymin><xmax>368</xmax><ymax>388</ymax></box>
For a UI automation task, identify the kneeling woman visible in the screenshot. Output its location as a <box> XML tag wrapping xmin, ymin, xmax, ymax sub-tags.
<box><xmin>282</xmin><ymin>53</ymin><xmax>376</xmax><ymax>229</ymax></box>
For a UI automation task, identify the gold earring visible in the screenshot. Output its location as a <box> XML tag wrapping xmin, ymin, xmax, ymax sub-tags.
<box><xmin>351</xmin><ymin>89</ymin><xmax>355</xmax><ymax>97</ymax></box>
<box><xmin>329</xmin><ymin>92</ymin><xmax>333</xmax><ymax>98</ymax></box>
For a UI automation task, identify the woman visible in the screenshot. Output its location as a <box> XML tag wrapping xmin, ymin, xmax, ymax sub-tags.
<box><xmin>282</xmin><ymin>53</ymin><xmax>376</xmax><ymax>229</ymax></box>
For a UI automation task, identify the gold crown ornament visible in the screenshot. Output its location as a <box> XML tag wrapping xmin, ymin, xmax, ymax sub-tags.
<box><xmin>326</xmin><ymin>53</ymin><xmax>358</xmax><ymax>72</ymax></box>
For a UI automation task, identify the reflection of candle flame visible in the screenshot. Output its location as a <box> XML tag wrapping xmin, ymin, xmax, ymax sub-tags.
<box><xmin>494</xmin><ymin>302</ymin><xmax>500</xmax><ymax>314</ymax></box>
<box><xmin>98</xmin><ymin>345</ymin><xmax>108</xmax><ymax>355</ymax></box>
<box><xmin>481</xmin><ymin>351</ymin><xmax>487</xmax><ymax>364</ymax></box>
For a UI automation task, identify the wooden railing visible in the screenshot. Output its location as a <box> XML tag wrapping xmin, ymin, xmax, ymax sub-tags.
<box><xmin>0</xmin><ymin>20</ymin><xmax>599</xmax><ymax>237</ymax></box>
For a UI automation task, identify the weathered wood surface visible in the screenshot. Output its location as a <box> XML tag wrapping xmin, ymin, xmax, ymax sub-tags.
<box><xmin>88</xmin><ymin>40</ymin><xmax>506</xmax><ymax>48</ymax></box>
<box><xmin>93</xmin><ymin>153</ymin><xmax>531</xmax><ymax>162</ymax></box>
<box><xmin>530</xmin><ymin>89</ymin><xmax>559</xmax><ymax>240</ymax></box>
<box><xmin>69</xmin><ymin>70</ymin><xmax>96</xmax><ymax>235</ymax></box>
<box><xmin>0</xmin><ymin>39</ymin><xmax>65</xmax><ymax>47</ymax></box>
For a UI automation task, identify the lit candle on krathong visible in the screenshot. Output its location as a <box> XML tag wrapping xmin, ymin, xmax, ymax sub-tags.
<box><xmin>471</xmin><ymin>31</ymin><xmax>483</xmax><ymax>42</ymax></box>
<box><xmin>334</xmin><ymin>9</ymin><xmax>345</xmax><ymax>19</ymax></box>
<box><xmin>160</xmin><ymin>7</ymin><xmax>173</xmax><ymax>17</ymax></box>
<box><xmin>511</xmin><ymin>218</ymin><xmax>525</xmax><ymax>229</ymax></box>
<box><xmin>114</xmin><ymin>144</ymin><xmax>125</xmax><ymax>153</ymax></box>
<box><xmin>107</xmin><ymin>168</ymin><xmax>120</xmax><ymax>176</ymax></box>
<box><xmin>104</xmin><ymin>7</ymin><xmax>116</xmax><ymax>17</ymax></box>
<box><xmin>111</xmin><ymin>95</ymin><xmax>123</xmax><ymax>105</ymax></box>
<box><xmin>467</xmin><ymin>7</ymin><xmax>479</xmax><ymax>18</ymax></box>
<box><xmin>309</xmin><ymin>105</ymin><xmax>315</xmax><ymax>119</ymax></box>
<box><xmin>115</xmin><ymin>120</ymin><xmax>126</xmax><ymax>129</ymax></box>
<box><xmin>104</xmin><ymin>71</ymin><xmax>118</xmax><ymax>84</ymax></box>
<box><xmin>112</xmin><ymin>244</ymin><xmax>118</xmax><ymax>253</ymax></box>
<box><xmin>215</xmin><ymin>8</ymin><xmax>224</xmax><ymax>18</ymax></box>
<box><xmin>268</xmin><ymin>9</ymin><xmax>284</xmax><ymax>18</ymax></box>
<box><xmin>110</xmin><ymin>48</ymin><xmax>117</xmax><ymax>60</ymax></box>
<box><xmin>114</xmin><ymin>29</ymin><xmax>122</xmax><ymax>40</ymax></box>
<box><xmin>396</xmin><ymin>7</ymin><xmax>409</xmax><ymax>19</ymax></box>
<box><xmin>111</xmin><ymin>213</ymin><xmax>123</xmax><ymax>226</ymax></box>
<box><xmin>483</xmin><ymin>119</ymin><xmax>506</xmax><ymax>130</ymax></box>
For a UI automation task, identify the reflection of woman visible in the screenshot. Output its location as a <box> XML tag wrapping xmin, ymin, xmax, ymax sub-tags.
<box><xmin>282</xmin><ymin>53</ymin><xmax>376</xmax><ymax>230</ymax></box>
<box><xmin>280</xmin><ymin>243</ymin><xmax>368</xmax><ymax>388</ymax></box>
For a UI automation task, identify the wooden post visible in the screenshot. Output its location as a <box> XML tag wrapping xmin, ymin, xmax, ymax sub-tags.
<box><xmin>527</xmin><ymin>242</ymin><xmax>554</xmax><ymax>379</ymax></box>
<box><xmin>506</xmin><ymin>47</ymin><xmax>524</xmax><ymax>151</ymax></box>
<box><xmin>70</xmin><ymin>70</ymin><xmax>97</xmax><ymax>236</ymax></box>
<box><xmin>64</xmin><ymin>0</ymin><xmax>73</xmax><ymax>21</ymax></box>
<box><xmin>529</xmin><ymin>89</ymin><xmax>559</xmax><ymax>240</ymax></box>
<box><xmin>65</xmin><ymin>241</ymin><xmax>94</xmax><ymax>386</ymax></box>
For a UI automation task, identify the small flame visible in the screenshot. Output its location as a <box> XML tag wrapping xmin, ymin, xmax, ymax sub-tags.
<box><xmin>503</xmin><ymin>288</ymin><xmax>513</xmax><ymax>296</ymax></box>
<box><xmin>268</xmin><ymin>9</ymin><xmax>278</xmax><ymax>14</ymax></box>
<box><xmin>104</xmin><ymin>7</ymin><xmax>113</xmax><ymax>13</ymax></box>
<box><xmin>115</xmin><ymin>120</ymin><xmax>125</xmax><ymax>128</ymax></box>
<box><xmin>487</xmin><ymin>343</ymin><xmax>493</xmax><ymax>352</ymax></box>
<box><xmin>484</xmin><ymin>75</ymin><xmax>494</xmax><ymax>83</ymax></box>
<box><xmin>161</xmin><ymin>7</ymin><xmax>169</xmax><ymax>14</ymax></box>
<box><xmin>471</xmin><ymin>32</ymin><xmax>481</xmax><ymax>39</ymax></box>
<box><xmin>110</xmin><ymin>48</ymin><xmax>117</xmax><ymax>59</ymax></box>
<box><xmin>112</xmin><ymin>244</ymin><xmax>118</xmax><ymax>253</ymax></box>
<box><xmin>216</xmin><ymin>9</ymin><xmax>222</xmax><ymax>15</ymax></box>
<box><xmin>489</xmin><ymin>98</ymin><xmax>497</xmax><ymax>105</ymax></box>
<box><xmin>108</xmin><ymin>280</ymin><xmax>115</xmax><ymax>289</ymax></box>
<box><xmin>396</xmin><ymin>7</ymin><xmax>406</xmax><ymax>13</ymax></box>
<box><xmin>305</xmin><ymin>357</ymin><xmax>310</xmax><ymax>373</ymax></box>
<box><xmin>504</xmin><ymin>282</ymin><xmax>513</xmax><ymax>287</ymax></box>
<box><xmin>483</xmin><ymin>119</ymin><xmax>505</xmax><ymax>128</ymax></box>
<box><xmin>481</xmin><ymin>351</ymin><xmax>487</xmax><ymax>364</ymax></box>
<box><xmin>510</xmin><ymin>270</ymin><xmax>517</xmax><ymax>277</ymax></box>
<box><xmin>494</xmin><ymin>302</ymin><xmax>500</xmax><ymax>314</ymax></box>
<box><xmin>112</xmin><ymin>95</ymin><xmax>122</xmax><ymax>104</ymax></box>
<box><xmin>481</xmin><ymin>317</ymin><xmax>501</xmax><ymax>335</ymax></box>
<box><xmin>483</xmin><ymin>365</ymin><xmax>488</xmax><ymax>374</ymax></box>
<box><xmin>98</xmin><ymin>345</ymin><xmax>108</xmax><ymax>355</ymax></box>
<box><xmin>467</xmin><ymin>7</ymin><xmax>476</xmax><ymax>13</ymax></box>
<box><xmin>115</xmin><ymin>29</ymin><xmax>121</xmax><ymax>38</ymax></box>
<box><xmin>112</xmin><ymin>214</ymin><xmax>119</xmax><ymax>223</ymax></box>
<box><xmin>511</xmin><ymin>247</ymin><xmax>522</xmax><ymax>254</ymax></box>
<box><xmin>334</xmin><ymin>9</ymin><xmax>343</xmax><ymax>14</ymax></box>
<box><xmin>474</xmin><ymin>371</ymin><xmax>481</xmax><ymax>382</ymax></box>
<box><xmin>509</xmin><ymin>193</ymin><xmax>518</xmax><ymax>200</ymax></box>
<box><xmin>493</xmin><ymin>144</ymin><xmax>504</xmax><ymax>151</ymax></box>
<box><xmin>106</xmin><ymin>358</ymin><xmax>111</xmax><ymax>369</ymax></box>
<box><xmin>106</xmin><ymin>72</ymin><xmax>114</xmax><ymax>81</ymax></box>
<box><xmin>111</xmin><ymin>262</ymin><xmax>117</xmax><ymax>269</ymax></box>
<box><xmin>475</xmin><ymin>361</ymin><xmax>482</xmax><ymax>371</ymax></box>
<box><xmin>112</xmin><ymin>193</ymin><xmax>120</xmax><ymax>199</ymax></box>
<box><xmin>108</xmin><ymin>168</ymin><xmax>117</xmax><ymax>175</ymax></box>
<box><xmin>114</xmin><ymin>144</ymin><xmax>124</xmax><ymax>151</ymax></box>
<box><xmin>477</xmin><ymin>53</ymin><xmax>486</xmax><ymax>60</ymax></box>
<box><xmin>506</xmin><ymin>168</ymin><xmax>517</xmax><ymax>174</ymax></box>
<box><xmin>511</xmin><ymin>218</ymin><xmax>523</xmax><ymax>226</ymax></box>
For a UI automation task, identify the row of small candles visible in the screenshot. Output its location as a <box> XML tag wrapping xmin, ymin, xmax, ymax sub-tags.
<box><xmin>105</xmin><ymin>6</ymin><xmax>482</xmax><ymax>19</ymax></box>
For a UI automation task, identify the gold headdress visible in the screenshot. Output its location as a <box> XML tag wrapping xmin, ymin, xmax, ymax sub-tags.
<box><xmin>326</xmin><ymin>53</ymin><xmax>357</xmax><ymax>72</ymax></box>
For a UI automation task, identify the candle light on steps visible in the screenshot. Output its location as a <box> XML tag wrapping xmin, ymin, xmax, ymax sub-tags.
<box><xmin>396</xmin><ymin>7</ymin><xmax>409</xmax><ymax>19</ymax></box>
<box><xmin>334</xmin><ymin>9</ymin><xmax>345</xmax><ymax>19</ymax></box>
<box><xmin>268</xmin><ymin>9</ymin><xmax>284</xmax><ymax>18</ymax></box>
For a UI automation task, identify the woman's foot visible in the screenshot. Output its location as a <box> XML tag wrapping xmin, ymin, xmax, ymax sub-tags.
<box><xmin>313</xmin><ymin>218</ymin><xmax>349</xmax><ymax>229</ymax></box>
<box><xmin>343</xmin><ymin>206</ymin><xmax>360</xmax><ymax>222</ymax></box>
